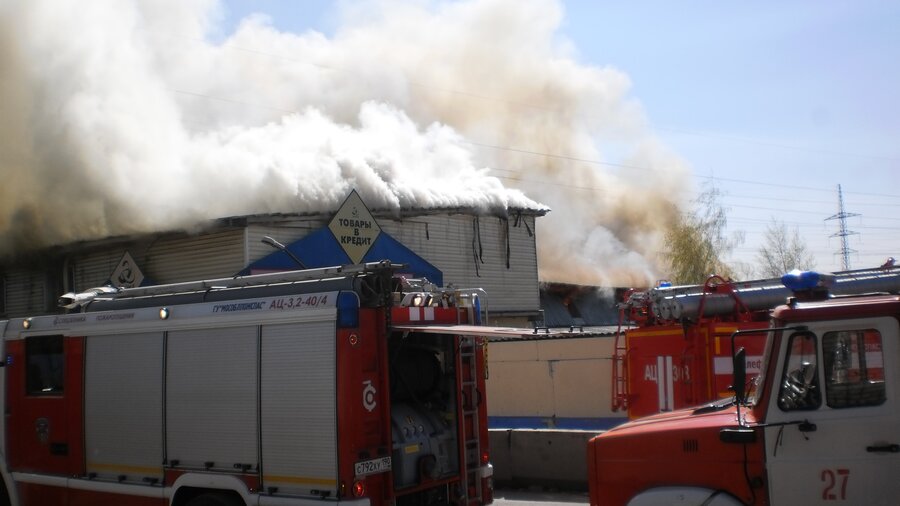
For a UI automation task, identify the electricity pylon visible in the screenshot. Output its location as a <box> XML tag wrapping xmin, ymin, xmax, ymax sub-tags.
<box><xmin>825</xmin><ymin>184</ymin><xmax>859</xmax><ymax>270</ymax></box>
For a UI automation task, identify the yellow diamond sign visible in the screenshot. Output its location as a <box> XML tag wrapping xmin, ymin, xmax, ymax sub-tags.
<box><xmin>329</xmin><ymin>190</ymin><xmax>381</xmax><ymax>264</ymax></box>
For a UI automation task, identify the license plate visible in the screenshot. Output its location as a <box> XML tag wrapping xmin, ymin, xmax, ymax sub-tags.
<box><xmin>355</xmin><ymin>456</ymin><xmax>392</xmax><ymax>477</ymax></box>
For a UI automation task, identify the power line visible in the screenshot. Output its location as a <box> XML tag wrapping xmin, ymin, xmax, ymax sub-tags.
<box><xmin>144</xmin><ymin>26</ymin><xmax>900</xmax><ymax>167</ymax></box>
<box><xmin>140</xmin><ymin>28</ymin><xmax>900</xmax><ymax>197</ymax></box>
<box><xmin>729</xmin><ymin>218</ymin><xmax>900</xmax><ymax>231</ymax></box>
<box><xmin>722</xmin><ymin>193</ymin><xmax>900</xmax><ymax>208</ymax></box>
<box><xmin>477</xmin><ymin>143</ymin><xmax>900</xmax><ymax>199</ymax></box>
<box><xmin>654</xmin><ymin>125</ymin><xmax>900</xmax><ymax>163</ymax></box>
<box><xmin>144</xmin><ymin>30</ymin><xmax>900</xmax><ymax>222</ymax></box>
<box><xmin>157</xmin><ymin>55</ymin><xmax>900</xmax><ymax>202</ymax></box>
<box><xmin>488</xmin><ymin>170</ymin><xmax>900</xmax><ymax>224</ymax></box>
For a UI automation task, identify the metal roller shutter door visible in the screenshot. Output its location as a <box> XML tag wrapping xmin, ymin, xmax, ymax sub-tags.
<box><xmin>84</xmin><ymin>332</ymin><xmax>164</xmax><ymax>483</ymax></box>
<box><xmin>260</xmin><ymin>321</ymin><xmax>337</xmax><ymax>497</ymax></box>
<box><xmin>166</xmin><ymin>326</ymin><xmax>258</xmax><ymax>471</ymax></box>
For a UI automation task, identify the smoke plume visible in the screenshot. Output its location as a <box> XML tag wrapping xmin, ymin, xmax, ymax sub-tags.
<box><xmin>0</xmin><ymin>0</ymin><xmax>690</xmax><ymax>286</ymax></box>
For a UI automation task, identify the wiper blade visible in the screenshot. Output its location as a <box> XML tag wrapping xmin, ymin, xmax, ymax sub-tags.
<box><xmin>692</xmin><ymin>397</ymin><xmax>735</xmax><ymax>415</ymax></box>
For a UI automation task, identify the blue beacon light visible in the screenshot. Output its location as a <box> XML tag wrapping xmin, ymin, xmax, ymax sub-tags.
<box><xmin>781</xmin><ymin>269</ymin><xmax>834</xmax><ymax>292</ymax></box>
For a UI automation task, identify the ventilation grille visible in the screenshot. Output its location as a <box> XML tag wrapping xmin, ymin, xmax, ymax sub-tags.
<box><xmin>683</xmin><ymin>439</ymin><xmax>699</xmax><ymax>453</ymax></box>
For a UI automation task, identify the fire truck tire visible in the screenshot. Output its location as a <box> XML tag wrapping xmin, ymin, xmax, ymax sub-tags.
<box><xmin>185</xmin><ymin>491</ymin><xmax>245</xmax><ymax>506</ymax></box>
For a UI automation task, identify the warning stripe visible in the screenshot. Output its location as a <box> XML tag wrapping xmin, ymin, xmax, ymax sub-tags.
<box><xmin>628</xmin><ymin>329</ymin><xmax>682</xmax><ymax>338</ymax></box>
<box><xmin>87</xmin><ymin>462</ymin><xmax>162</xmax><ymax>475</ymax></box>
<box><xmin>656</xmin><ymin>356</ymin><xmax>674</xmax><ymax>412</ymax></box>
<box><xmin>264</xmin><ymin>475</ymin><xmax>337</xmax><ymax>486</ymax></box>
<box><xmin>406</xmin><ymin>307</ymin><xmax>436</xmax><ymax>322</ymax></box>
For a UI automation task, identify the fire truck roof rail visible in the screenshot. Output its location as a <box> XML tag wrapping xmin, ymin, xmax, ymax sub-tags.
<box><xmin>98</xmin><ymin>261</ymin><xmax>402</xmax><ymax>300</ymax></box>
<box><xmin>656</xmin><ymin>268</ymin><xmax>900</xmax><ymax>321</ymax></box>
<box><xmin>649</xmin><ymin>263</ymin><xmax>900</xmax><ymax>303</ymax></box>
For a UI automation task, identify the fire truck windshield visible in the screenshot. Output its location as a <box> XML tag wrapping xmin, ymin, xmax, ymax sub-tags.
<box><xmin>746</xmin><ymin>326</ymin><xmax>778</xmax><ymax>405</ymax></box>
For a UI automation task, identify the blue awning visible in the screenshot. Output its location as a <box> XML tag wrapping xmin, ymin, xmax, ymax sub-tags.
<box><xmin>241</xmin><ymin>227</ymin><xmax>443</xmax><ymax>286</ymax></box>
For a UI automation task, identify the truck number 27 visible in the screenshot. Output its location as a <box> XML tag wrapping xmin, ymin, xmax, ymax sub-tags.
<box><xmin>821</xmin><ymin>468</ymin><xmax>850</xmax><ymax>501</ymax></box>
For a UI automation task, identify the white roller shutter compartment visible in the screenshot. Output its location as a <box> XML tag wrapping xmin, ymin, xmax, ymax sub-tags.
<box><xmin>260</xmin><ymin>321</ymin><xmax>338</xmax><ymax>497</ymax></box>
<box><xmin>166</xmin><ymin>326</ymin><xmax>259</xmax><ymax>471</ymax></box>
<box><xmin>84</xmin><ymin>332</ymin><xmax>164</xmax><ymax>483</ymax></box>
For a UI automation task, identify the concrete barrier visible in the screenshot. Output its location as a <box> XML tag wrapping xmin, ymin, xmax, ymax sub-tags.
<box><xmin>489</xmin><ymin>429</ymin><xmax>602</xmax><ymax>492</ymax></box>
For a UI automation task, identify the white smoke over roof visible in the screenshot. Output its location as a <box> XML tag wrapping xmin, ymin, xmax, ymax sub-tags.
<box><xmin>0</xmin><ymin>0</ymin><xmax>690</xmax><ymax>286</ymax></box>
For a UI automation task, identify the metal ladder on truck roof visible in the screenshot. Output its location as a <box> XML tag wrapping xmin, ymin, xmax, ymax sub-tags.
<box><xmin>611</xmin><ymin>300</ymin><xmax>631</xmax><ymax>412</ymax></box>
<box><xmin>458</xmin><ymin>335</ymin><xmax>484</xmax><ymax>505</ymax></box>
<box><xmin>611</xmin><ymin>331</ymin><xmax>629</xmax><ymax>412</ymax></box>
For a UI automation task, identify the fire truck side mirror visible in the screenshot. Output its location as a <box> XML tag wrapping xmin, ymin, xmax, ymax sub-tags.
<box><xmin>732</xmin><ymin>347</ymin><xmax>747</xmax><ymax>405</ymax></box>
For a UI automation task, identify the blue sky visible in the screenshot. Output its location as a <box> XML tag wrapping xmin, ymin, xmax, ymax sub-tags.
<box><xmin>218</xmin><ymin>0</ymin><xmax>899</xmax><ymax>274</ymax></box>
<box><xmin>568</xmin><ymin>1</ymin><xmax>900</xmax><ymax>272</ymax></box>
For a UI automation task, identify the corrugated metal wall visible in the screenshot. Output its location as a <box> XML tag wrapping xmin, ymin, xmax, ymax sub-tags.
<box><xmin>2</xmin><ymin>210</ymin><xmax>542</xmax><ymax>318</ymax></box>
<box><xmin>380</xmin><ymin>214</ymin><xmax>541</xmax><ymax>315</ymax></box>
<box><xmin>71</xmin><ymin>248</ymin><xmax>129</xmax><ymax>290</ymax></box>
<box><xmin>142</xmin><ymin>229</ymin><xmax>246</xmax><ymax>283</ymax></box>
<box><xmin>69</xmin><ymin>229</ymin><xmax>246</xmax><ymax>290</ymax></box>
<box><xmin>244</xmin><ymin>213</ymin><xmax>541</xmax><ymax>315</ymax></box>
<box><xmin>3</xmin><ymin>269</ymin><xmax>49</xmax><ymax>316</ymax></box>
<box><xmin>245</xmin><ymin>219</ymin><xmax>325</xmax><ymax>266</ymax></box>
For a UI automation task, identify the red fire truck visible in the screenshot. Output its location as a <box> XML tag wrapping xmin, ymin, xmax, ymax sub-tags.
<box><xmin>0</xmin><ymin>262</ymin><xmax>497</xmax><ymax>506</ymax></box>
<box><xmin>589</xmin><ymin>268</ymin><xmax>900</xmax><ymax>505</ymax></box>
<box><xmin>611</xmin><ymin>264</ymin><xmax>900</xmax><ymax>419</ymax></box>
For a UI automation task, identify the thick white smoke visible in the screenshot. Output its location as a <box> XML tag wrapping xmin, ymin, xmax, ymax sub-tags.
<box><xmin>0</xmin><ymin>0</ymin><xmax>690</xmax><ymax>286</ymax></box>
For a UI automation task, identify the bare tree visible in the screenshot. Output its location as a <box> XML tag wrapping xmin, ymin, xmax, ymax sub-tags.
<box><xmin>664</xmin><ymin>186</ymin><xmax>743</xmax><ymax>284</ymax></box>
<box><xmin>756</xmin><ymin>219</ymin><xmax>816</xmax><ymax>277</ymax></box>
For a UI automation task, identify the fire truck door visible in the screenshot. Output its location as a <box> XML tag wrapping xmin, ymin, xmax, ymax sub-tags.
<box><xmin>763</xmin><ymin>319</ymin><xmax>899</xmax><ymax>505</ymax></box>
<box><xmin>9</xmin><ymin>335</ymin><xmax>84</xmax><ymax>476</ymax></box>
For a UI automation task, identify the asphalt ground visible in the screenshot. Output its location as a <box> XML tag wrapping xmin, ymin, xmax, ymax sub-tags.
<box><xmin>493</xmin><ymin>487</ymin><xmax>589</xmax><ymax>505</ymax></box>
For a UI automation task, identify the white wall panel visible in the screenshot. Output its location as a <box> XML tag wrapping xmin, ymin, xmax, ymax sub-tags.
<box><xmin>245</xmin><ymin>220</ymin><xmax>324</xmax><ymax>266</ymax></box>
<box><xmin>381</xmin><ymin>214</ymin><xmax>541</xmax><ymax>314</ymax></box>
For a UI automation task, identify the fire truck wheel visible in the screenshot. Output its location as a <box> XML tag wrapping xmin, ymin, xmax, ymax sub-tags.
<box><xmin>186</xmin><ymin>492</ymin><xmax>245</xmax><ymax>506</ymax></box>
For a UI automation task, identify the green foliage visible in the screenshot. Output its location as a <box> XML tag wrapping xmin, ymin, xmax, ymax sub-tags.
<box><xmin>664</xmin><ymin>186</ymin><xmax>743</xmax><ymax>284</ymax></box>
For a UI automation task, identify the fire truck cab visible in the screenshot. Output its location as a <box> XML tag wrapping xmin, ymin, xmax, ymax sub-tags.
<box><xmin>0</xmin><ymin>262</ymin><xmax>494</xmax><ymax>506</ymax></box>
<box><xmin>589</xmin><ymin>270</ymin><xmax>900</xmax><ymax>505</ymax></box>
